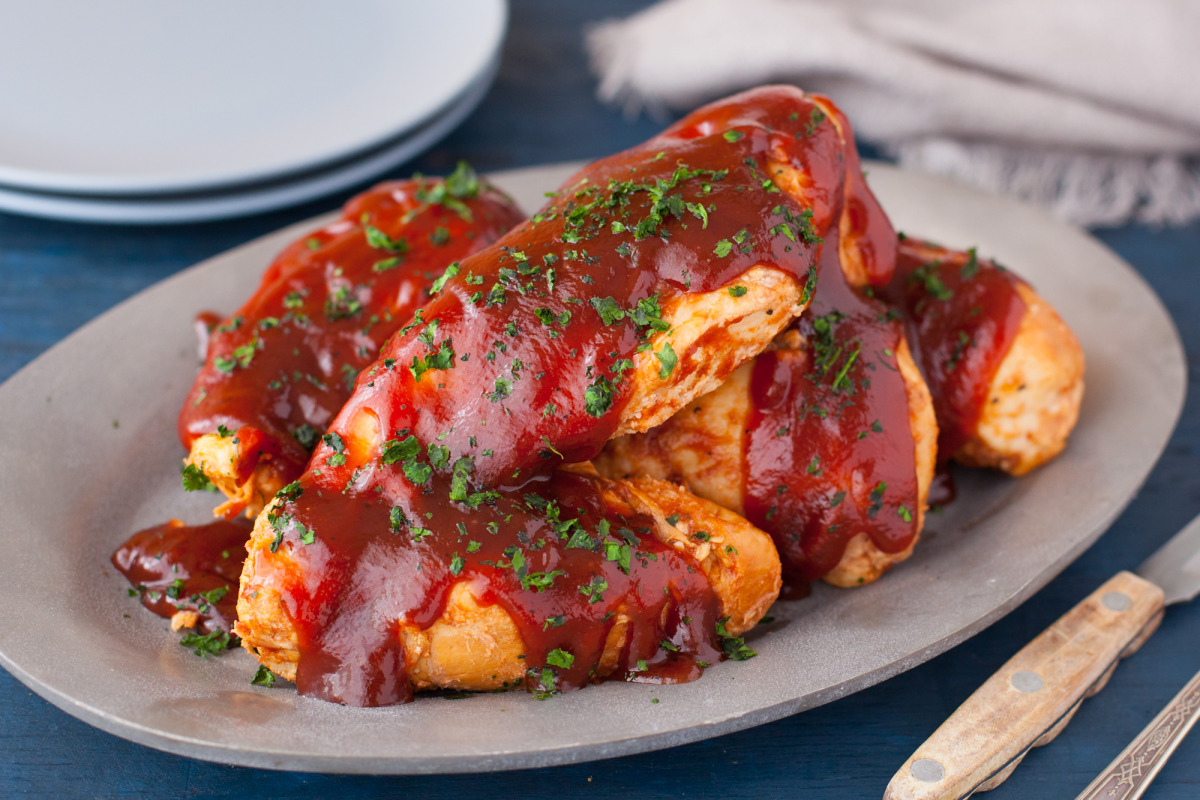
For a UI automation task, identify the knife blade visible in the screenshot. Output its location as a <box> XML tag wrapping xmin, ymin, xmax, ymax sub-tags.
<box><xmin>883</xmin><ymin>511</ymin><xmax>1200</xmax><ymax>800</ymax></box>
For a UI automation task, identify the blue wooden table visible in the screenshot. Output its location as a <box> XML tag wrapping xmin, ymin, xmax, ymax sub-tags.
<box><xmin>1</xmin><ymin>2</ymin><xmax>1197</xmax><ymax>797</ymax></box>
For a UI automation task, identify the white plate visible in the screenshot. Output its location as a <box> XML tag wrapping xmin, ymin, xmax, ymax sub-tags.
<box><xmin>0</xmin><ymin>163</ymin><xmax>1183</xmax><ymax>773</ymax></box>
<box><xmin>0</xmin><ymin>0</ymin><xmax>507</xmax><ymax>195</ymax></box>
<box><xmin>0</xmin><ymin>60</ymin><xmax>497</xmax><ymax>224</ymax></box>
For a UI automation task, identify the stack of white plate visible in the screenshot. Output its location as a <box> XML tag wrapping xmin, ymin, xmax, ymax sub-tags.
<box><xmin>0</xmin><ymin>0</ymin><xmax>507</xmax><ymax>224</ymax></box>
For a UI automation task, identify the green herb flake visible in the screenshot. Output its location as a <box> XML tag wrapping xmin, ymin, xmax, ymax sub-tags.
<box><xmin>655</xmin><ymin>341</ymin><xmax>677</xmax><ymax>380</ymax></box>
<box><xmin>181</xmin><ymin>463</ymin><xmax>213</xmax><ymax>492</ymax></box>
<box><xmin>251</xmin><ymin>664</ymin><xmax>277</xmax><ymax>687</ymax></box>
<box><xmin>179</xmin><ymin>629</ymin><xmax>232</xmax><ymax>659</ymax></box>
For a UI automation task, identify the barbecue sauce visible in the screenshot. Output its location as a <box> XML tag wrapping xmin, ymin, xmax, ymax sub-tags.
<box><xmin>743</xmin><ymin>237</ymin><xmax>919</xmax><ymax>584</ymax></box>
<box><xmin>178</xmin><ymin>169</ymin><xmax>525</xmax><ymax>485</ymax></box>
<box><xmin>882</xmin><ymin>239</ymin><xmax>1027</xmax><ymax>457</ymax></box>
<box><xmin>113</xmin><ymin>519</ymin><xmax>250</xmax><ymax>635</ymax></box>
<box><xmin>257</xmin><ymin>86</ymin><xmax>845</xmax><ymax>705</ymax></box>
<box><xmin>728</xmin><ymin>99</ymin><xmax>920</xmax><ymax>585</ymax></box>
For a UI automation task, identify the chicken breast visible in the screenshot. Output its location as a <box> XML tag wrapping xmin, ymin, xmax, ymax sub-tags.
<box><xmin>598</xmin><ymin>332</ymin><xmax>937</xmax><ymax>588</ymax></box>
<box><xmin>886</xmin><ymin>239</ymin><xmax>1085</xmax><ymax>476</ymax></box>
<box><xmin>236</xmin><ymin>470</ymin><xmax>781</xmax><ymax>694</ymax></box>
<box><xmin>596</xmin><ymin>92</ymin><xmax>934</xmax><ymax>589</ymax></box>
<box><xmin>234</xmin><ymin>87</ymin><xmax>864</xmax><ymax>706</ymax></box>
<box><xmin>179</xmin><ymin>165</ymin><xmax>526</xmax><ymax>518</ymax></box>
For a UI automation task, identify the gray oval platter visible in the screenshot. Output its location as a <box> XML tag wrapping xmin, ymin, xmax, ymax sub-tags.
<box><xmin>0</xmin><ymin>162</ymin><xmax>1185</xmax><ymax>774</ymax></box>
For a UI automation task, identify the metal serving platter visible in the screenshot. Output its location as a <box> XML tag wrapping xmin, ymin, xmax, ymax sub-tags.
<box><xmin>0</xmin><ymin>162</ymin><xmax>1184</xmax><ymax>773</ymax></box>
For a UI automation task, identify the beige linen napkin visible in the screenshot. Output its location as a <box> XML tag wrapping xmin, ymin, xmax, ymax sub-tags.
<box><xmin>588</xmin><ymin>0</ymin><xmax>1200</xmax><ymax>226</ymax></box>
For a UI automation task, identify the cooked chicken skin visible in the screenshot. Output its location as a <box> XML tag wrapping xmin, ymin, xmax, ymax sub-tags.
<box><xmin>235</xmin><ymin>472</ymin><xmax>781</xmax><ymax>691</ymax></box>
<box><xmin>597</xmin><ymin>334</ymin><xmax>937</xmax><ymax>587</ymax></box>
<box><xmin>233</xmin><ymin>87</ymin><xmax>897</xmax><ymax>705</ymax></box>
<box><xmin>955</xmin><ymin>282</ymin><xmax>1085</xmax><ymax>476</ymax></box>
<box><xmin>617</xmin><ymin>267</ymin><xmax>806</xmax><ymax>437</ymax></box>
<box><xmin>184</xmin><ymin>433</ymin><xmax>290</xmax><ymax>519</ymax></box>
<box><xmin>178</xmin><ymin>169</ymin><xmax>525</xmax><ymax>518</ymax></box>
<box><xmin>889</xmin><ymin>239</ymin><xmax>1085</xmax><ymax>476</ymax></box>
<box><xmin>596</xmin><ymin>91</ymin><xmax>931</xmax><ymax>589</ymax></box>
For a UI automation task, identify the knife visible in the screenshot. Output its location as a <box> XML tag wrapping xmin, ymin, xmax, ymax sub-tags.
<box><xmin>884</xmin><ymin>511</ymin><xmax>1200</xmax><ymax>800</ymax></box>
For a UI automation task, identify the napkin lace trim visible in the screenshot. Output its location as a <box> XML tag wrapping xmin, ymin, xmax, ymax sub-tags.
<box><xmin>890</xmin><ymin>138</ymin><xmax>1200</xmax><ymax>228</ymax></box>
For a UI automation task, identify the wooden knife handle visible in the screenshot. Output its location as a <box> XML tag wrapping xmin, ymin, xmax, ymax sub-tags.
<box><xmin>883</xmin><ymin>571</ymin><xmax>1166</xmax><ymax>800</ymax></box>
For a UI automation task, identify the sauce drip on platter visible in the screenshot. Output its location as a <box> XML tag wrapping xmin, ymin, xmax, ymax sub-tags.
<box><xmin>113</xmin><ymin>519</ymin><xmax>250</xmax><ymax>635</ymax></box>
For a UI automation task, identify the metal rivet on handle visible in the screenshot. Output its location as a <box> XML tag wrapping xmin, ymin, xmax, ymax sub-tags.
<box><xmin>911</xmin><ymin>758</ymin><xmax>945</xmax><ymax>783</ymax></box>
<box><xmin>1102</xmin><ymin>592</ymin><xmax>1131</xmax><ymax>612</ymax></box>
<box><xmin>1011</xmin><ymin>671</ymin><xmax>1044</xmax><ymax>693</ymax></box>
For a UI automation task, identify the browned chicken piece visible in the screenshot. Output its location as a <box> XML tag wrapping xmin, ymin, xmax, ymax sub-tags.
<box><xmin>236</xmin><ymin>471</ymin><xmax>781</xmax><ymax>693</ymax></box>
<box><xmin>954</xmin><ymin>283</ymin><xmax>1085</xmax><ymax>475</ymax></box>
<box><xmin>597</xmin><ymin>333</ymin><xmax>938</xmax><ymax>588</ymax></box>
<box><xmin>234</xmin><ymin>86</ymin><xmax>862</xmax><ymax>706</ymax></box>
<box><xmin>886</xmin><ymin>239</ymin><xmax>1085</xmax><ymax>476</ymax></box>
<box><xmin>598</xmin><ymin>93</ymin><xmax>935</xmax><ymax>589</ymax></box>
<box><xmin>178</xmin><ymin>166</ymin><xmax>525</xmax><ymax>518</ymax></box>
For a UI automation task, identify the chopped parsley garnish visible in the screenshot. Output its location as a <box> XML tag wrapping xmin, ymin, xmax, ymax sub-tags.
<box><xmin>430</xmin><ymin>263</ymin><xmax>459</xmax><ymax>294</ymax></box>
<box><xmin>728</xmin><ymin>285</ymin><xmax>748</xmax><ymax>297</ymax></box>
<box><xmin>961</xmin><ymin>247</ymin><xmax>980</xmax><ymax>279</ymax></box>
<box><xmin>655</xmin><ymin>341</ymin><xmax>677</xmax><ymax>379</ymax></box>
<box><xmin>534</xmin><ymin>307</ymin><xmax>571</xmax><ymax>326</ymax></box>
<box><xmin>909</xmin><ymin>262</ymin><xmax>953</xmax><ymax>301</ymax></box>
<box><xmin>488</xmin><ymin>376</ymin><xmax>513</xmax><ymax>402</ymax></box>
<box><xmin>251</xmin><ymin>665</ymin><xmax>277</xmax><ymax>687</ymax></box>
<box><xmin>324</xmin><ymin>286</ymin><xmax>364</xmax><ymax>320</ymax></box>
<box><xmin>402</xmin><ymin>460</ymin><xmax>432</xmax><ymax>485</ymax></box>
<box><xmin>380</xmin><ymin>435</ymin><xmax>420</xmax><ymax>464</ymax></box>
<box><xmin>276</xmin><ymin>480</ymin><xmax>303</xmax><ymax>501</ymax></box>
<box><xmin>604</xmin><ymin>541</ymin><xmax>632</xmax><ymax>573</ymax></box>
<box><xmin>179</xmin><ymin>629</ymin><xmax>233</xmax><ymax>659</ymax></box>
<box><xmin>584</xmin><ymin>376</ymin><xmax>615</xmax><ymax>417</ymax></box>
<box><xmin>546</xmin><ymin>648</ymin><xmax>575</xmax><ymax>669</ymax></box>
<box><xmin>181</xmin><ymin>463</ymin><xmax>213</xmax><ymax>492</ymax></box>
<box><xmin>867</xmin><ymin>481</ymin><xmax>887</xmax><ymax>519</ymax></box>
<box><xmin>290</xmin><ymin>424</ymin><xmax>319</xmax><ymax>450</ymax></box>
<box><xmin>409</xmin><ymin>339</ymin><xmax>456</xmax><ymax>381</ymax></box>
<box><xmin>362</xmin><ymin>217</ymin><xmax>409</xmax><ymax>253</ymax></box>
<box><xmin>522</xmin><ymin>570</ymin><xmax>565</xmax><ymax>592</ymax></box>
<box><xmin>196</xmin><ymin>586</ymin><xmax>228</xmax><ymax>606</ymax></box>
<box><xmin>322</xmin><ymin>432</ymin><xmax>346</xmax><ymax>466</ymax></box>
<box><xmin>716</xmin><ymin>616</ymin><xmax>757</xmax><ymax>661</ymax></box>
<box><xmin>590</xmin><ymin>296</ymin><xmax>626</xmax><ymax>325</ymax></box>
<box><xmin>579</xmin><ymin>575</ymin><xmax>608</xmax><ymax>604</ymax></box>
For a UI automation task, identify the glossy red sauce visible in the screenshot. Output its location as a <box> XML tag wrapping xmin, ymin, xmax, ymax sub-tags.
<box><xmin>178</xmin><ymin>170</ymin><xmax>525</xmax><ymax>488</ymax></box>
<box><xmin>264</xmin><ymin>470</ymin><xmax>722</xmax><ymax>705</ymax></box>
<box><xmin>263</xmin><ymin>86</ymin><xmax>846</xmax><ymax>705</ymax></box>
<box><xmin>113</xmin><ymin>519</ymin><xmax>250</xmax><ymax>635</ymax></box>
<box><xmin>729</xmin><ymin>101</ymin><xmax>918</xmax><ymax>585</ymax></box>
<box><xmin>882</xmin><ymin>238</ymin><xmax>1027</xmax><ymax>457</ymax></box>
<box><xmin>743</xmin><ymin>237</ymin><xmax>919</xmax><ymax>584</ymax></box>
